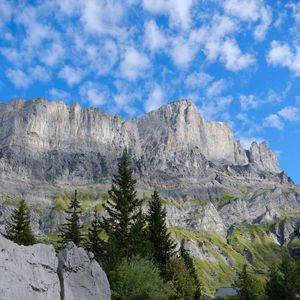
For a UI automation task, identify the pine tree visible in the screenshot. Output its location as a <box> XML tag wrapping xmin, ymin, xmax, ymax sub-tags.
<box><xmin>4</xmin><ymin>199</ymin><xmax>36</xmax><ymax>246</ymax></box>
<box><xmin>101</xmin><ymin>154</ymin><xmax>144</xmax><ymax>268</ymax></box>
<box><xmin>60</xmin><ymin>189</ymin><xmax>83</xmax><ymax>247</ymax></box>
<box><xmin>236</xmin><ymin>265</ymin><xmax>265</xmax><ymax>300</ymax></box>
<box><xmin>131</xmin><ymin>208</ymin><xmax>151</xmax><ymax>258</ymax></box>
<box><xmin>236</xmin><ymin>265</ymin><xmax>253</xmax><ymax>300</ymax></box>
<box><xmin>266</xmin><ymin>265</ymin><xmax>286</xmax><ymax>300</ymax></box>
<box><xmin>180</xmin><ymin>239</ymin><xmax>202</xmax><ymax>300</ymax></box>
<box><xmin>147</xmin><ymin>190</ymin><xmax>175</xmax><ymax>275</ymax></box>
<box><xmin>85</xmin><ymin>209</ymin><xmax>103</xmax><ymax>261</ymax></box>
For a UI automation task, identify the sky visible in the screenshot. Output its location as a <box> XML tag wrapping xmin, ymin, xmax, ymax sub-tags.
<box><xmin>0</xmin><ymin>0</ymin><xmax>299</xmax><ymax>184</ymax></box>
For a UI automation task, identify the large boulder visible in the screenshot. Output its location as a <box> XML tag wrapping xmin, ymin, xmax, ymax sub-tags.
<box><xmin>58</xmin><ymin>242</ymin><xmax>111</xmax><ymax>300</ymax></box>
<box><xmin>0</xmin><ymin>235</ymin><xmax>111</xmax><ymax>300</ymax></box>
<box><xmin>0</xmin><ymin>234</ymin><xmax>60</xmax><ymax>300</ymax></box>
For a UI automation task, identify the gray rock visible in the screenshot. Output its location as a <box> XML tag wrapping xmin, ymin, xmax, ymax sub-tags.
<box><xmin>0</xmin><ymin>235</ymin><xmax>60</xmax><ymax>300</ymax></box>
<box><xmin>58</xmin><ymin>242</ymin><xmax>111</xmax><ymax>300</ymax></box>
<box><xmin>0</xmin><ymin>235</ymin><xmax>111</xmax><ymax>300</ymax></box>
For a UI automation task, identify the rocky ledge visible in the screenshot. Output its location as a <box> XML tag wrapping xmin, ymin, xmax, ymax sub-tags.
<box><xmin>0</xmin><ymin>235</ymin><xmax>111</xmax><ymax>300</ymax></box>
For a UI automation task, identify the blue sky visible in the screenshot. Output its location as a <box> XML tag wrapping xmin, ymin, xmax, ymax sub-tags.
<box><xmin>0</xmin><ymin>0</ymin><xmax>299</xmax><ymax>183</ymax></box>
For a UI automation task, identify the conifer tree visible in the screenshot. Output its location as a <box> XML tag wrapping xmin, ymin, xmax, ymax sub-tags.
<box><xmin>180</xmin><ymin>239</ymin><xmax>202</xmax><ymax>300</ymax></box>
<box><xmin>147</xmin><ymin>190</ymin><xmax>175</xmax><ymax>275</ymax></box>
<box><xmin>236</xmin><ymin>265</ymin><xmax>265</xmax><ymax>300</ymax></box>
<box><xmin>4</xmin><ymin>199</ymin><xmax>36</xmax><ymax>246</ymax></box>
<box><xmin>60</xmin><ymin>189</ymin><xmax>82</xmax><ymax>247</ymax></box>
<box><xmin>85</xmin><ymin>209</ymin><xmax>103</xmax><ymax>261</ymax></box>
<box><xmin>101</xmin><ymin>154</ymin><xmax>144</xmax><ymax>268</ymax></box>
<box><xmin>266</xmin><ymin>265</ymin><xmax>286</xmax><ymax>300</ymax></box>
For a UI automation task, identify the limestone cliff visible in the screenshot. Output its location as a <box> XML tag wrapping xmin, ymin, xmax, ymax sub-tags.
<box><xmin>0</xmin><ymin>98</ymin><xmax>280</xmax><ymax>187</ymax></box>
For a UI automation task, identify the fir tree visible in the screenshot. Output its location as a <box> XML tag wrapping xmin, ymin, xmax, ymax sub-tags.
<box><xmin>180</xmin><ymin>239</ymin><xmax>202</xmax><ymax>300</ymax></box>
<box><xmin>60</xmin><ymin>189</ymin><xmax>83</xmax><ymax>247</ymax></box>
<box><xmin>85</xmin><ymin>209</ymin><xmax>103</xmax><ymax>261</ymax></box>
<box><xmin>236</xmin><ymin>265</ymin><xmax>265</xmax><ymax>300</ymax></box>
<box><xmin>266</xmin><ymin>265</ymin><xmax>286</xmax><ymax>300</ymax></box>
<box><xmin>101</xmin><ymin>154</ymin><xmax>144</xmax><ymax>268</ymax></box>
<box><xmin>4</xmin><ymin>199</ymin><xmax>36</xmax><ymax>246</ymax></box>
<box><xmin>147</xmin><ymin>190</ymin><xmax>175</xmax><ymax>275</ymax></box>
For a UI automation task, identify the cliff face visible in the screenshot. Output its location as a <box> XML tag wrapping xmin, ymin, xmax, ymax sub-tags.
<box><xmin>0</xmin><ymin>98</ymin><xmax>280</xmax><ymax>187</ymax></box>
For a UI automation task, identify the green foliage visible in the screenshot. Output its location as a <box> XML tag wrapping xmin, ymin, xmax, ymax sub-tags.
<box><xmin>166</xmin><ymin>256</ymin><xmax>198</xmax><ymax>300</ymax></box>
<box><xmin>5</xmin><ymin>199</ymin><xmax>36</xmax><ymax>246</ymax></box>
<box><xmin>101</xmin><ymin>191</ymin><xmax>109</xmax><ymax>202</ymax></box>
<box><xmin>219</xmin><ymin>190</ymin><xmax>235</xmax><ymax>208</ymax></box>
<box><xmin>227</xmin><ymin>224</ymin><xmax>288</xmax><ymax>271</ymax></box>
<box><xmin>265</xmin><ymin>254</ymin><xmax>300</xmax><ymax>300</ymax></box>
<box><xmin>180</xmin><ymin>240</ymin><xmax>202</xmax><ymax>299</ymax></box>
<box><xmin>84</xmin><ymin>210</ymin><xmax>103</xmax><ymax>261</ymax></box>
<box><xmin>110</xmin><ymin>257</ymin><xmax>173</xmax><ymax>300</ymax></box>
<box><xmin>54</xmin><ymin>197</ymin><xmax>67</xmax><ymax>212</ymax></box>
<box><xmin>3</xmin><ymin>196</ymin><xmax>22</xmax><ymax>207</ymax></box>
<box><xmin>236</xmin><ymin>265</ymin><xmax>265</xmax><ymax>300</ymax></box>
<box><xmin>100</xmin><ymin>155</ymin><xmax>146</xmax><ymax>270</ymax></box>
<box><xmin>147</xmin><ymin>190</ymin><xmax>176</xmax><ymax>275</ymax></box>
<box><xmin>59</xmin><ymin>190</ymin><xmax>83</xmax><ymax>247</ymax></box>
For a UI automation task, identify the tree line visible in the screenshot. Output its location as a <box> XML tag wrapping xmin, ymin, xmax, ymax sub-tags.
<box><xmin>3</xmin><ymin>155</ymin><xmax>202</xmax><ymax>300</ymax></box>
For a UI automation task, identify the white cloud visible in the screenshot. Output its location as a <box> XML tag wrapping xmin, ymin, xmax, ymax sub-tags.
<box><xmin>80</xmin><ymin>0</ymin><xmax>125</xmax><ymax>36</ymax></box>
<box><xmin>239</xmin><ymin>94</ymin><xmax>260</xmax><ymax>110</ymax></box>
<box><xmin>85</xmin><ymin>39</ymin><xmax>119</xmax><ymax>75</ymax></box>
<box><xmin>144</xmin><ymin>20</ymin><xmax>167</xmax><ymax>52</ymax></box>
<box><xmin>144</xmin><ymin>84</ymin><xmax>165</xmax><ymax>112</ymax></box>
<box><xmin>29</xmin><ymin>65</ymin><xmax>51</xmax><ymax>82</ymax></box>
<box><xmin>263</xmin><ymin>114</ymin><xmax>284</xmax><ymax>130</ymax></box>
<box><xmin>200</xmin><ymin>96</ymin><xmax>233</xmax><ymax>120</ymax></box>
<box><xmin>288</xmin><ymin>2</ymin><xmax>300</xmax><ymax>24</ymax></box>
<box><xmin>142</xmin><ymin>0</ymin><xmax>194</xmax><ymax>29</ymax></box>
<box><xmin>119</xmin><ymin>47</ymin><xmax>151</xmax><ymax>81</ymax></box>
<box><xmin>206</xmin><ymin>79</ymin><xmax>227</xmax><ymax>98</ymax></box>
<box><xmin>80</xmin><ymin>81</ymin><xmax>107</xmax><ymax>106</ymax></box>
<box><xmin>48</xmin><ymin>88</ymin><xmax>71</xmax><ymax>101</ymax></box>
<box><xmin>0</xmin><ymin>0</ymin><xmax>12</xmax><ymax>27</ymax></box>
<box><xmin>278</xmin><ymin>106</ymin><xmax>300</xmax><ymax>121</ymax></box>
<box><xmin>41</xmin><ymin>41</ymin><xmax>65</xmax><ymax>66</ymax></box>
<box><xmin>267</xmin><ymin>41</ymin><xmax>300</xmax><ymax>75</ymax></box>
<box><xmin>170</xmin><ymin>37</ymin><xmax>197</xmax><ymax>68</ymax></box>
<box><xmin>185</xmin><ymin>72</ymin><xmax>213</xmax><ymax>88</ymax></box>
<box><xmin>59</xmin><ymin>66</ymin><xmax>83</xmax><ymax>86</ymax></box>
<box><xmin>6</xmin><ymin>69</ymin><xmax>31</xmax><ymax>88</ymax></box>
<box><xmin>223</xmin><ymin>0</ymin><xmax>272</xmax><ymax>40</ymax></box>
<box><xmin>190</xmin><ymin>15</ymin><xmax>255</xmax><ymax>71</ymax></box>
<box><xmin>254</xmin><ymin>5</ymin><xmax>272</xmax><ymax>40</ymax></box>
<box><xmin>221</xmin><ymin>39</ymin><xmax>255</xmax><ymax>71</ymax></box>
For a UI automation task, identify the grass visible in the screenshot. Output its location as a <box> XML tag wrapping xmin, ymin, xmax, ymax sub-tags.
<box><xmin>219</xmin><ymin>189</ymin><xmax>236</xmax><ymax>208</ymax></box>
<box><xmin>169</xmin><ymin>222</ymin><xmax>290</xmax><ymax>294</ymax></box>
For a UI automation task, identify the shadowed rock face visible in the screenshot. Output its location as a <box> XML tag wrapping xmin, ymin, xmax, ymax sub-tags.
<box><xmin>0</xmin><ymin>235</ymin><xmax>111</xmax><ymax>300</ymax></box>
<box><xmin>0</xmin><ymin>98</ymin><xmax>281</xmax><ymax>188</ymax></box>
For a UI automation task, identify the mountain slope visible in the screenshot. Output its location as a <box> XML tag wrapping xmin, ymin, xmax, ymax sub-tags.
<box><xmin>0</xmin><ymin>97</ymin><xmax>299</xmax><ymax>294</ymax></box>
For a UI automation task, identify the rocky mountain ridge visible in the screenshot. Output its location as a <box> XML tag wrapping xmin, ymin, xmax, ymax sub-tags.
<box><xmin>0</xmin><ymin>98</ymin><xmax>284</xmax><ymax>187</ymax></box>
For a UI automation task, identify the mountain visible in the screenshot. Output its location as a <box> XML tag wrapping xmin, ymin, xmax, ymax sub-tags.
<box><xmin>0</xmin><ymin>97</ymin><xmax>299</xmax><ymax>294</ymax></box>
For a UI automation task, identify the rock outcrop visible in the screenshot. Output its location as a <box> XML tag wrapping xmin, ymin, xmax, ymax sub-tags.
<box><xmin>0</xmin><ymin>234</ymin><xmax>60</xmax><ymax>300</ymax></box>
<box><xmin>58</xmin><ymin>242</ymin><xmax>111</xmax><ymax>300</ymax></box>
<box><xmin>0</xmin><ymin>235</ymin><xmax>111</xmax><ymax>300</ymax></box>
